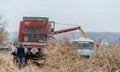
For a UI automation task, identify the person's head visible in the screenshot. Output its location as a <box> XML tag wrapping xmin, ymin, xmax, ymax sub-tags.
<box><xmin>19</xmin><ymin>43</ymin><xmax>23</xmax><ymax>47</ymax></box>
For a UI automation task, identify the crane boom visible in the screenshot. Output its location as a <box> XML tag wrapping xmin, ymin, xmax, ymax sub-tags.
<box><xmin>54</xmin><ymin>26</ymin><xmax>88</xmax><ymax>39</ymax></box>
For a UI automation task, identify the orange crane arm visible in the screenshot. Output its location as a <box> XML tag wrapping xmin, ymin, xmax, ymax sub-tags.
<box><xmin>54</xmin><ymin>26</ymin><xmax>88</xmax><ymax>39</ymax></box>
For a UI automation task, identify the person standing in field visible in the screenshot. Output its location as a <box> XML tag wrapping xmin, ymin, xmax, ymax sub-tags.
<box><xmin>16</xmin><ymin>43</ymin><xmax>26</xmax><ymax>69</ymax></box>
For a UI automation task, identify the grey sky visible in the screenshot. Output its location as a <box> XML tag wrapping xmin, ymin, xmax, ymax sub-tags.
<box><xmin>0</xmin><ymin>0</ymin><xmax>120</xmax><ymax>32</ymax></box>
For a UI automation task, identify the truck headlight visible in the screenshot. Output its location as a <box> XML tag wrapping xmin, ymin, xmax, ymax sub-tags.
<box><xmin>30</xmin><ymin>48</ymin><xmax>39</xmax><ymax>54</ymax></box>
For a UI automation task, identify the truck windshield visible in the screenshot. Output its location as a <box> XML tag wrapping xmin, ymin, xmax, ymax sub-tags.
<box><xmin>74</xmin><ymin>41</ymin><xmax>93</xmax><ymax>49</ymax></box>
<box><xmin>81</xmin><ymin>43</ymin><xmax>89</xmax><ymax>48</ymax></box>
<box><xmin>24</xmin><ymin>26</ymin><xmax>46</xmax><ymax>42</ymax></box>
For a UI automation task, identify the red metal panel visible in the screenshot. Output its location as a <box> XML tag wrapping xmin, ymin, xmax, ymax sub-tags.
<box><xmin>19</xmin><ymin>21</ymin><xmax>24</xmax><ymax>42</ymax></box>
<box><xmin>19</xmin><ymin>20</ymin><xmax>48</xmax><ymax>42</ymax></box>
<box><xmin>46</xmin><ymin>22</ymin><xmax>51</xmax><ymax>34</ymax></box>
<box><xmin>23</xmin><ymin>46</ymin><xmax>46</xmax><ymax>48</ymax></box>
<box><xmin>23</xmin><ymin>21</ymin><xmax>46</xmax><ymax>27</ymax></box>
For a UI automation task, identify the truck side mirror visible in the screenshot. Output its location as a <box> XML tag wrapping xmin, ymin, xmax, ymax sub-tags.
<box><xmin>51</xmin><ymin>28</ymin><xmax>54</xmax><ymax>32</ymax></box>
<box><xmin>49</xmin><ymin>21</ymin><xmax>55</xmax><ymax>32</ymax></box>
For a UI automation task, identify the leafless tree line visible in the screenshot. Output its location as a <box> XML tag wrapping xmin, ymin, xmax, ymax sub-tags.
<box><xmin>0</xmin><ymin>15</ymin><xmax>8</xmax><ymax>45</ymax></box>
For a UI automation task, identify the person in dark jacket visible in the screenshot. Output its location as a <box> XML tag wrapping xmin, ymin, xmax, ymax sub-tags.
<box><xmin>16</xmin><ymin>43</ymin><xmax>26</xmax><ymax>69</ymax></box>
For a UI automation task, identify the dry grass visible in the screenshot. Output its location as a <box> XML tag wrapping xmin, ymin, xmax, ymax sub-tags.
<box><xmin>0</xmin><ymin>39</ymin><xmax>120</xmax><ymax>72</ymax></box>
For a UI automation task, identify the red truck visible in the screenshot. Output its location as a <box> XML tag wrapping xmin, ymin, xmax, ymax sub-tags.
<box><xmin>19</xmin><ymin>17</ymin><xmax>54</xmax><ymax>48</ymax></box>
<box><xmin>19</xmin><ymin>17</ymin><xmax>54</xmax><ymax>49</ymax></box>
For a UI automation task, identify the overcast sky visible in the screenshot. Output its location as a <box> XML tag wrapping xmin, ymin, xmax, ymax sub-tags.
<box><xmin>0</xmin><ymin>0</ymin><xmax>120</xmax><ymax>32</ymax></box>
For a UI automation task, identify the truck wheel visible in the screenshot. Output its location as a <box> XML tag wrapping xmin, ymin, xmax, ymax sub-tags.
<box><xmin>32</xmin><ymin>57</ymin><xmax>46</xmax><ymax>67</ymax></box>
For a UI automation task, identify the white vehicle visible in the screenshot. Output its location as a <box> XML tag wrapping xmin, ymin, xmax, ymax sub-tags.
<box><xmin>71</xmin><ymin>38</ymin><xmax>94</xmax><ymax>56</ymax></box>
<box><xmin>53</xmin><ymin>26</ymin><xmax>94</xmax><ymax>56</ymax></box>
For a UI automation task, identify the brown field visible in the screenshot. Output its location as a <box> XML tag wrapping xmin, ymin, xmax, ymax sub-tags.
<box><xmin>0</xmin><ymin>39</ymin><xmax>120</xmax><ymax>72</ymax></box>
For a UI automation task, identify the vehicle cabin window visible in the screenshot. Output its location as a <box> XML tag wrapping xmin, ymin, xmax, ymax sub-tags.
<box><xmin>23</xmin><ymin>26</ymin><xmax>46</xmax><ymax>42</ymax></box>
<box><xmin>73</xmin><ymin>41</ymin><xmax>93</xmax><ymax>49</ymax></box>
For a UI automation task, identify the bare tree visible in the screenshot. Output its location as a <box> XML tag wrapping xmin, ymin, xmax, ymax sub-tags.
<box><xmin>0</xmin><ymin>15</ymin><xmax>8</xmax><ymax>45</ymax></box>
